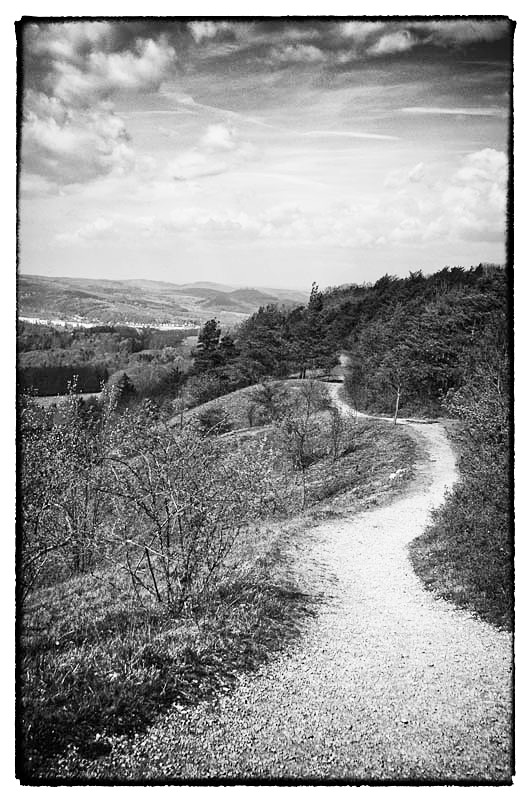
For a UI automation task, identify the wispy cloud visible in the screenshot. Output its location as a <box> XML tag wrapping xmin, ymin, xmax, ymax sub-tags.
<box><xmin>160</xmin><ymin>92</ymin><xmax>275</xmax><ymax>129</ymax></box>
<box><xmin>268</xmin><ymin>44</ymin><xmax>326</xmax><ymax>65</ymax></box>
<box><xmin>402</xmin><ymin>106</ymin><xmax>506</xmax><ymax>117</ymax></box>
<box><xmin>301</xmin><ymin>129</ymin><xmax>400</xmax><ymax>142</ymax></box>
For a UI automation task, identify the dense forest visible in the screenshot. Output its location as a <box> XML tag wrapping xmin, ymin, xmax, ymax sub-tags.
<box><xmin>17</xmin><ymin>323</ymin><xmax>196</xmax><ymax>398</ymax></box>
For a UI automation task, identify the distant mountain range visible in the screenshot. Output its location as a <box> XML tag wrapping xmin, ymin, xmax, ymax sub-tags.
<box><xmin>18</xmin><ymin>275</ymin><xmax>309</xmax><ymax>326</ymax></box>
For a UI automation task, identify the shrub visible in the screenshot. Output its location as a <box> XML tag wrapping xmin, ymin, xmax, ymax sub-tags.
<box><xmin>195</xmin><ymin>404</ymin><xmax>233</xmax><ymax>436</ymax></box>
<box><xmin>103</xmin><ymin>413</ymin><xmax>283</xmax><ymax>615</ymax></box>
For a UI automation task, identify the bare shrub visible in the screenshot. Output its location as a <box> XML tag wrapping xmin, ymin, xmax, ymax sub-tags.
<box><xmin>104</xmin><ymin>412</ymin><xmax>282</xmax><ymax>615</ymax></box>
<box><xmin>19</xmin><ymin>387</ymin><xmax>117</xmax><ymax>601</ymax></box>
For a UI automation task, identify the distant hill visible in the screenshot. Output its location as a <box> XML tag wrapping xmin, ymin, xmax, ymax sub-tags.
<box><xmin>18</xmin><ymin>275</ymin><xmax>309</xmax><ymax>327</ymax></box>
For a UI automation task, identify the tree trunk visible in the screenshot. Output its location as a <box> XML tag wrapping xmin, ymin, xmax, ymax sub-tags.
<box><xmin>393</xmin><ymin>385</ymin><xmax>401</xmax><ymax>425</ymax></box>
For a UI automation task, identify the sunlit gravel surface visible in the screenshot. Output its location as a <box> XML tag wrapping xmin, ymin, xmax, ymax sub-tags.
<box><xmin>86</xmin><ymin>393</ymin><xmax>514</xmax><ymax>783</ymax></box>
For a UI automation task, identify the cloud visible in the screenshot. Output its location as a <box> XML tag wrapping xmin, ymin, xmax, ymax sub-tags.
<box><xmin>454</xmin><ymin>148</ymin><xmax>508</xmax><ymax>188</ymax></box>
<box><xmin>388</xmin><ymin>149</ymin><xmax>508</xmax><ymax>245</ymax></box>
<box><xmin>367</xmin><ymin>30</ymin><xmax>417</xmax><ymax>56</ymax></box>
<box><xmin>22</xmin><ymin>22</ymin><xmax>178</xmax><ymax>187</ymax></box>
<box><xmin>22</xmin><ymin>99</ymin><xmax>135</xmax><ymax>184</ymax></box>
<box><xmin>419</xmin><ymin>19</ymin><xmax>510</xmax><ymax>46</ymax></box>
<box><xmin>389</xmin><ymin>216</ymin><xmax>423</xmax><ymax>243</ymax></box>
<box><xmin>126</xmin><ymin>148</ymin><xmax>507</xmax><ymax>251</ymax></box>
<box><xmin>188</xmin><ymin>21</ymin><xmax>234</xmax><ymax>43</ymax></box>
<box><xmin>25</xmin><ymin>23</ymin><xmax>177</xmax><ymax>105</ymax></box>
<box><xmin>408</xmin><ymin>162</ymin><xmax>425</xmax><ymax>183</ymax></box>
<box><xmin>19</xmin><ymin>173</ymin><xmax>58</xmax><ymax>195</ymax></box>
<box><xmin>384</xmin><ymin>162</ymin><xmax>426</xmax><ymax>189</ymax></box>
<box><xmin>200</xmin><ymin>124</ymin><xmax>236</xmax><ymax>151</ymax></box>
<box><xmin>56</xmin><ymin>217</ymin><xmax>115</xmax><ymax>245</ymax></box>
<box><xmin>302</xmin><ymin>129</ymin><xmax>399</xmax><ymax>142</ymax></box>
<box><xmin>168</xmin><ymin>124</ymin><xmax>256</xmax><ymax>181</ymax></box>
<box><xmin>52</xmin><ymin>37</ymin><xmax>176</xmax><ymax>105</ymax></box>
<box><xmin>402</xmin><ymin>106</ymin><xmax>506</xmax><ymax>117</ymax></box>
<box><xmin>168</xmin><ymin>151</ymin><xmax>230</xmax><ymax>181</ymax></box>
<box><xmin>338</xmin><ymin>21</ymin><xmax>385</xmax><ymax>41</ymax></box>
<box><xmin>269</xmin><ymin>44</ymin><xmax>326</xmax><ymax>65</ymax></box>
<box><xmin>337</xmin><ymin>19</ymin><xmax>510</xmax><ymax>61</ymax></box>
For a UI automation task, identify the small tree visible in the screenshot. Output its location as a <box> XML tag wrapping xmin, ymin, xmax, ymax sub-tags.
<box><xmin>275</xmin><ymin>380</ymin><xmax>330</xmax><ymax>508</ymax></box>
<box><xmin>329</xmin><ymin>406</ymin><xmax>346</xmax><ymax>461</ymax></box>
<box><xmin>193</xmin><ymin>319</ymin><xmax>222</xmax><ymax>373</ymax></box>
<box><xmin>250</xmin><ymin>380</ymin><xmax>289</xmax><ymax>423</ymax></box>
<box><xmin>195</xmin><ymin>404</ymin><xmax>233</xmax><ymax>436</ymax></box>
<box><xmin>113</xmin><ymin>371</ymin><xmax>136</xmax><ymax>407</ymax></box>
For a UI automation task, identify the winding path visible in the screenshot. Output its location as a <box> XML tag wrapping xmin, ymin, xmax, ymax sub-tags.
<box><xmin>118</xmin><ymin>387</ymin><xmax>514</xmax><ymax>782</ymax></box>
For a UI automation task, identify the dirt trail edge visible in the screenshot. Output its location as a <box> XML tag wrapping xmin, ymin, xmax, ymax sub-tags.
<box><xmin>119</xmin><ymin>385</ymin><xmax>513</xmax><ymax>782</ymax></box>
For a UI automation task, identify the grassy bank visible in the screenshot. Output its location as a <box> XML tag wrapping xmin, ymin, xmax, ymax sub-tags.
<box><xmin>409</xmin><ymin>421</ymin><xmax>512</xmax><ymax>631</ymax></box>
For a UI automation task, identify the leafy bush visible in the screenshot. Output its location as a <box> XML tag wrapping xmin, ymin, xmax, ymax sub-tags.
<box><xmin>410</xmin><ymin>335</ymin><xmax>511</xmax><ymax>629</ymax></box>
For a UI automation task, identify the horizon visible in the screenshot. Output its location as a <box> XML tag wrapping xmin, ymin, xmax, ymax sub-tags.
<box><xmin>21</xmin><ymin>259</ymin><xmax>505</xmax><ymax>297</ymax></box>
<box><xmin>19</xmin><ymin>18</ymin><xmax>511</xmax><ymax>289</ymax></box>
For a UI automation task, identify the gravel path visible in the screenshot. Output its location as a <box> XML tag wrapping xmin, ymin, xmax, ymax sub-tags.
<box><xmin>110</xmin><ymin>387</ymin><xmax>513</xmax><ymax>782</ymax></box>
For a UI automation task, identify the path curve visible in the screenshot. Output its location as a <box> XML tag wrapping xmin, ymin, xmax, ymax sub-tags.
<box><xmin>120</xmin><ymin>386</ymin><xmax>513</xmax><ymax>782</ymax></box>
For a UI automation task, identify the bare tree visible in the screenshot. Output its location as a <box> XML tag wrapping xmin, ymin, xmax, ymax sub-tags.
<box><xmin>275</xmin><ymin>380</ymin><xmax>330</xmax><ymax>508</ymax></box>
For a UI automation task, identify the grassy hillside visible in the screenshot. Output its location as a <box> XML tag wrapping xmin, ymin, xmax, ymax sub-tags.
<box><xmin>19</xmin><ymin>380</ymin><xmax>416</xmax><ymax>779</ymax></box>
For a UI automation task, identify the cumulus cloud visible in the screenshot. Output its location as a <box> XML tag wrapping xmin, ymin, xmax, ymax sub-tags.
<box><xmin>454</xmin><ymin>148</ymin><xmax>508</xmax><ymax>185</ymax></box>
<box><xmin>51</xmin><ymin>37</ymin><xmax>176</xmax><ymax>105</ymax></box>
<box><xmin>158</xmin><ymin>148</ymin><xmax>508</xmax><ymax>249</ymax></box>
<box><xmin>200</xmin><ymin>124</ymin><xmax>236</xmax><ymax>151</ymax></box>
<box><xmin>188</xmin><ymin>21</ymin><xmax>236</xmax><ymax>43</ymax></box>
<box><xmin>367</xmin><ymin>30</ymin><xmax>417</xmax><ymax>56</ymax></box>
<box><xmin>339</xmin><ymin>21</ymin><xmax>385</xmax><ymax>41</ymax></box>
<box><xmin>25</xmin><ymin>23</ymin><xmax>177</xmax><ymax>104</ymax></box>
<box><xmin>22</xmin><ymin>99</ymin><xmax>135</xmax><ymax>184</ymax></box>
<box><xmin>338</xmin><ymin>19</ymin><xmax>509</xmax><ymax>61</ymax></box>
<box><xmin>442</xmin><ymin>149</ymin><xmax>508</xmax><ymax>241</ymax></box>
<box><xmin>22</xmin><ymin>22</ymin><xmax>177</xmax><ymax>187</ymax></box>
<box><xmin>385</xmin><ymin>149</ymin><xmax>508</xmax><ymax>246</ymax></box>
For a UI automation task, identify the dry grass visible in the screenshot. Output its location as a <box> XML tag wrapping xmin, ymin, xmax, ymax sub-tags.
<box><xmin>19</xmin><ymin>382</ymin><xmax>418</xmax><ymax>781</ymax></box>
<box><xmin>170</xmin><ymin>379</ymin><xmax>322</xmax><ymax>432</ymax></box>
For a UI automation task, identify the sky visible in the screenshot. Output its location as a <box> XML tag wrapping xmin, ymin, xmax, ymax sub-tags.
<box><xmin>18</xmin><ymin>17</ymin><xmax>512</xmax><ymax>291</ymax></box>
